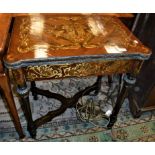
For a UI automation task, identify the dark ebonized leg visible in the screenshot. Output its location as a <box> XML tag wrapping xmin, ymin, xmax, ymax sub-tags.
<box><xmin>94</xmin><ymin>76</ymin><xmax>102</xmax><ymax>95</ymax></box>
<box><xmin>31</xmin><ymin>81</ymin><xmax>38</xmax><ymax>100</ymax></box>
<box><xmin>107</xmin><ymin>73</ymin><xmax>136</xmax><ymax>129</ymax></box>
<box><xmin>12</xmin><ymin>69</ymin><xmax>36</xmax><ymax>138</ymax></box>
<box><xmin>108</xmin><ymin>75</ymin><xmax>113</xmax><ymax>87</ymax></box>
<box><xmin>17</xmin><ymin>86</ymin><xmax>36</xmax><ymax>138</ymax></box>
<box><xmin>19</xmin><ymin>92</ymin><xmax>36</xmax><ymax>138</ymax></box>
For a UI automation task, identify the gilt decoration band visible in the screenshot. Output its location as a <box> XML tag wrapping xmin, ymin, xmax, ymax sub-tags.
<box><xmin>24</xmin><ymin>60</ymin><xmax>142</xmax><ymax>81</ymax></box>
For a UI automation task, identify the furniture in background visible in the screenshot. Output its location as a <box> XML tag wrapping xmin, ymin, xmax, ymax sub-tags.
<box><xmin>0</xmin><ymin>14</ymin><xmax>24</xmax><ymax>138</ymax></box>
<box><xmin>128</xmin><ymin>14</ymin><xmax>155</xmax><ymax>117</ymax></box>
<box><xmin>4</xmin><ymin>14</ymin><xmax>151</xmax><ymax>138</ymax></box>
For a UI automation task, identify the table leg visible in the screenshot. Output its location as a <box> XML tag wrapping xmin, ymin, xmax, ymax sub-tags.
<box><xmin>31</xmin><ymin>81</ymin><xmax>38</xmax><ymax>100</ymax></box>
<box><xmin>94</xmin><ymin>76</ymin><xmax>102</xmax><ymax>95</ymax></box>
<box><xmin>0</xmin><ymin>73</ymin><xmax>25</xmax><ymax>139</ymax></box>
<box><xmin>12</xmin><ymin>69</ymin><xmax>36</xmax><ymax>138</ymax></box>
<box><xmin>107</xmin><ymin>73</ymin><xmax>136</xmax><ymax>128</ymax></box>
<box><xmin>108</xmin><ymin>75</ymin><xmax>113</xmax><ymax>87</ymax></box>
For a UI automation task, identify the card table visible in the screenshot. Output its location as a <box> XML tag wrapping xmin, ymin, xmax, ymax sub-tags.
<box><xmin>3</xmin><ymin>14</ymin><xmax>151</xmax><ymax>138</ymax></box>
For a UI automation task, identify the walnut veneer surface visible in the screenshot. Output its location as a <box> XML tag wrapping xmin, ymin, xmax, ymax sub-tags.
<box><xmin>0</xmin><ymin>13</ymin><xmax>133</xmax><ymax>55</ymax></box>
<box><xmin>4</xmin><ymin>14</ymin><xmax>150</xmax><ymax>68</ymax></box>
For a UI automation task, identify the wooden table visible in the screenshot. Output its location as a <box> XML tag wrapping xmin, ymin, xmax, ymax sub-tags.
<box><xmin>0</xmin><ymin>14</ymin><xmax>24</xmax><ymax>138</ymax></box>
<box><xmin>4</xmin><ymin>14</ymin><xmax>151</xmax><ymax>138</ymax></box>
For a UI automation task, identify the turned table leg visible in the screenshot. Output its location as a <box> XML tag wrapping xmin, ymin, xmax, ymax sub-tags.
<box><xmin>12</xmin><ymin>69</ymin><xmax>36</xmax><ymax>138</ymax></box>
<box><xmin>107</xmin><ymin>73</ymin><xmax>136</xmax><ymax>128</ymax></box>
<box><xmin>0</xmin><ymin>73</ymin><xmax>25</xmax><ymax>139</ymax></box>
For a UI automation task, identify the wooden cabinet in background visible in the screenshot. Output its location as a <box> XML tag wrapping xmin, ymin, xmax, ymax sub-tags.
<box><xmin>129</xmin><ymin>14</ymin><xmax>155</xmax><ymax>117</ymax></box>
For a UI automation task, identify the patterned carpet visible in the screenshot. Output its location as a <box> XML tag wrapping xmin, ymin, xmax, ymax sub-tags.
<box><xmin>0</xmin><ymin>76</ymin><xmax>155</xmax><ymax>142</ymax></box>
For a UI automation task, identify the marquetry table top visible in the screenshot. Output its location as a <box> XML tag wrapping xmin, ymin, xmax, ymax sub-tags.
<box><xmin>0</xmin><ymin>13</ymin><xmax>133</xmax><ymax>54</ymax></box>
<box><xmin>4</xmin><ymin>14</ymin><xmax>151</xmax><ymax>68</ymax></box>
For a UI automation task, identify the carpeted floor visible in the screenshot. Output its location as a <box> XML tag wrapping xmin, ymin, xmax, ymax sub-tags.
<box><xmin>0</xmin><ymin>76</ymin><xmax>155</xmax><ymax>142</ymax></box>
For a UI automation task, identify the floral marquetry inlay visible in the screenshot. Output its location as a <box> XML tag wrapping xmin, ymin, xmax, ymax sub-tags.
<box><xmin>16</xmin><ymin>15</ymin><xmax>149</xmax><ymax>54</ymax></box>
<box><xmin>4</xmin><ymin>14</ymin><xmax>151</xmax><ymax>67</ymax></box>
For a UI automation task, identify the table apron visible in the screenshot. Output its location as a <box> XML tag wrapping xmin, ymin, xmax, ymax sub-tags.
<box><xmin>16</xmin><ymin>59</ymin><xmax>144</xmax><ymax>81</ymax></box>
